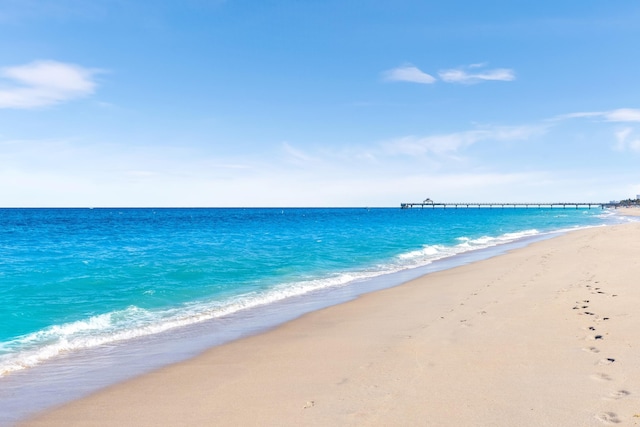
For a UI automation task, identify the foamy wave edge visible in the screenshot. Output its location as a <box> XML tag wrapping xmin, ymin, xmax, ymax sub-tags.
<box><xmin>0</xmin><ymin>225</ymin><xmax>595</xmax><ymax>377</ymax></box>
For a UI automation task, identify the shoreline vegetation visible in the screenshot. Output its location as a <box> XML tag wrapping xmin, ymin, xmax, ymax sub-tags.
<box><xmin>613</xmin><ymin>199</ymin><xmax>640</xmax><ymax>208</ymax></box>
<box><xmin>21</xmin><ymin>209</ymin><xmax>640</xmax><ymax>426</ymax></box>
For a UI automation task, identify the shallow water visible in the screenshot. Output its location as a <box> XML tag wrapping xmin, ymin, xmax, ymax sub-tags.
<box><xmin>0</xmin><ymin>207</ymin><xmax>618</xmax><ymax>424</ymax></box>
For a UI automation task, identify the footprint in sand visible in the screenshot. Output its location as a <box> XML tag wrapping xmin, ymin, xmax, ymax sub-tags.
<box><xmin>583</xmin><ymin>346</ymin><xmax>600</xmax><ymax>354</ymax></box>
<box><xmin>586</xmin><ymin>334</ymin><xmax>604</xmax><ymax>341</ymax></box>
<box><xmin>573</xmin><ymin>300</ymin><xmax>590</xmax><ymax>310</ymax></box>
<box><xmin>595</xmin><ymin>411</ymin><xmax>621</xmax><ymax>424</ymax></box>
<box><xmin>604</xmin><ymin>390</ymin><xmax>630</xmax><ymax>401</ymax></box>
<box><xmin>596</xmin><ymin>358</ymin><xmax>616</xmax><ymax>365</ymax></box>
<box><xmin>591</xmin><ymin>373</ymin><xmax>613</xmax><ymax>382</ymax></box>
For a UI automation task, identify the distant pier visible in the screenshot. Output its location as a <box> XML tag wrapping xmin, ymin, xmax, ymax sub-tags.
<box><xmin>401</xmin><ymin>202</ymin><xmax>608</xmax><ymax>209</ymax></box>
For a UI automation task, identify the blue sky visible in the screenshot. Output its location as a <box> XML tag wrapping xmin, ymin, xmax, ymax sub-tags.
<box><xmin>1</xmin><ymin>0</ymin><xmax>639</xmax><ymax>207</ymax></box>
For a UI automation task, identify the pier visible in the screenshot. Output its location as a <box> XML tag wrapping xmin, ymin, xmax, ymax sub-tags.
<box><xmin>401</xmin><ymin>202</ymin><xmax>608</xmax><ymax>209</ymax></box>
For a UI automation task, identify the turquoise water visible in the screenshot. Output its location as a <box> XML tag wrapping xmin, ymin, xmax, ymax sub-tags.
<box><xmin>0</xmin><ymin>207</ymin><xmax>619</xmax><ymax>423</ymax></box>
<box><xmin>0</xmin><ymin>207</ymin><xmax>612</xmax><ymax>377</ymax></box>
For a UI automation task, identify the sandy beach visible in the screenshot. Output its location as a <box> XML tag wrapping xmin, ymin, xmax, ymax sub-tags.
<box><xmin>22</xmin><ymin>213</ymin><xmax>640</xmax><ymax>426</ymax></box>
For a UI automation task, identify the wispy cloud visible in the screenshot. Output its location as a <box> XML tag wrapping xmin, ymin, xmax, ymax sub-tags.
<box><xmin>555</xmin><ymin>112</ymin><xmax>603</xmax><ymax>120</ymax></box>
<box><xmin>383</xmin><ymin>125</ymin><xmax>542</xmax><ymax>157</ymax></box>
<box><xmin>554</xmin><ymin>109</ymin><xmax>640</xmax><ymax>152</ymax></box>
<box><xmin>556</xmin><ymin>108</ymin><xmax>640</xmax><ymax>123</ymax></box>
<box><xmin>382</xmin><ymin>65</ymin><xmax>436</xmax><ymax>84</ymax></box>
<box><xmin>0</xmin><ymin>60</ymin><xmax>99</xmax><ymax>109</ymax></box>
<box><xmin>604</xmin><ymin>108</ymin><xmax>640</xmax><ymax>122</ymax></box>
<box><xmin>281</xmin><ymin>141</ymin><xmax>316</xmax><ymax>165</ymax></box>
<box><xmin>614</xmin><ymin>127</ymin><xmax>640</xmax><ymax>152</ymax></box>
<box><xmin>383</xmin><ymin>63</ymin><xmax>514</xmax><ymax>85</ymax></box>
<box><xmin>438</xmin><ymin>65</ymin><xmax>515</xmax><ymax>84</ymax></box>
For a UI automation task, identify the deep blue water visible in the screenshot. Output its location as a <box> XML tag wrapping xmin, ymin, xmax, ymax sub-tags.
<box><xmin>0</xmin><ymin>207</ymin><xmax>618</xmax><ymax>424</ymax></box>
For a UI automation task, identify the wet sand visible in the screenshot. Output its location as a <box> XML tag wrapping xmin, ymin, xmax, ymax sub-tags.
<box><xmin>23</xmin><ymin>215</ymin><xmax>640</xmax><ymax>426</ymax></box>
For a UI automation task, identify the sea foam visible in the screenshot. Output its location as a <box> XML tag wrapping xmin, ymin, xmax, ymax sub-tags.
<box><xmin>0</xmin><ymin>208</ymin><xmax>610</xmax><ymax>378</ymax></box>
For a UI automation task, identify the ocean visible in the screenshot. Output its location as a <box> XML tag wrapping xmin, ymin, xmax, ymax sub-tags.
<box><xmin>0</xmin><ymin>207</ymin><xmax>621</xmax><ymax>424</ymax></box>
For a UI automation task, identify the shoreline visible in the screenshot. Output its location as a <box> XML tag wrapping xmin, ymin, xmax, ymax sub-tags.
<box><xmin>0</xmin><ymin>220</ymin><xmax>579</xmax><ymax>425</ymax></box>
<box><xmin>2</xmin><ymin>210</ymin><xmax>606</xmax><ymax>424</ymax></box>
<box><xmin>20</xmin><ymin>212</ymin><xmax>640</xmax><ymax>426</ymax></box>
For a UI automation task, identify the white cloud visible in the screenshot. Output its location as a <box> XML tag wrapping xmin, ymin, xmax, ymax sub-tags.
<box><xmin>439</xmin><ymin>65</ymin><xmax>515</xmax><ymax>84</ymax></box>
<box><xmin>383</xmin><ymin>125</ymin><xmax>542</xmax><ymax>157</ymax></box>
<box><xmin>382</xmin><ymin>63</ymin><xmax>515</xmax><ymax>85</ymax></box>
<box><xmin>614</xmin><ymin>127</ymin><xmax>640</xmax><ymax>152</ymax></box>
<box><xmin>554</xmin><ymin>111</ymin><xmax>603</xmax><ymax>120</ymax></box>
<box><xmin>0</xmin><ymin>129</ymin><xmax>627</xmax><ymax>207</ymax></box>
<box><xmin>604</xmin><ymin>108</ymin><xmax>640</xmax><ymax>122</ymax></box>
<box><xmin>0</xmin><ymin>60</ymin><xmax>99</xmax><ymax>109</ymax></box>
<box><xmin>556</xmin><ymin>108</ymin><xmax>640</xmax><ymax>123</ymax></box>
<box><xmin>383</xmin><ymin>65</ymin><xmax>436</xmax><ymax>84</ymax></box>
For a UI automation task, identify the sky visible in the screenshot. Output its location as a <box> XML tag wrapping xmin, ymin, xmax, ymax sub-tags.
<box><xmin>1</xmin><ymin>0</ymin><xmax>640</xmax><ymax>207</ymax></box>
